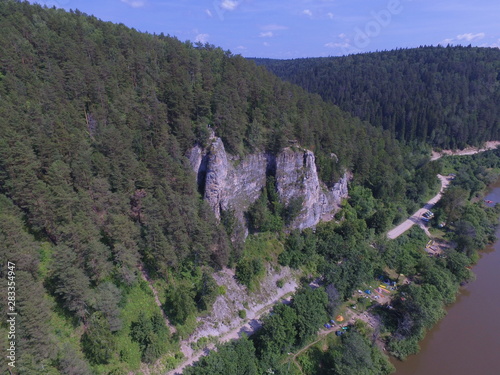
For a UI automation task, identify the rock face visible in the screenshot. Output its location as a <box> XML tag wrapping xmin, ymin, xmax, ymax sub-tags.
<box><xmin>189</xmin><ymin>139</ymin><xmax>269</xmax><ymax>221</ymax></box>
<box><xmin>188</xmin><ymin>137</ymin><xmax>349</xmax><ymax>232</ymax></box>
<box><xmin>275</xmin><ymin>148</ymin><xmax>350</xmax><ymax>230</ymax></box>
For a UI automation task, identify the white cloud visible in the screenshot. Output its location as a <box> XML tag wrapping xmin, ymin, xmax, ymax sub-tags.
<box><xmin>205</xmin><ymin>9</ymin><xmax>213</xmax><ymax>17</ymax></box>
<box><xmin>302</xmin><ymin>9</ymin><xmax>312</xmax><ymax>17</ymax></box>
<box><xmin>456</xmin><ymin>32</ymin><xmax>485</xmax><ymax>41</ymax></box>
<box><xmin>338</xmin><ymin>33</ymin><xmax>346</xmax><ymax>39</ymax></box>
<box><xmin>486</xmin><ymin>39</ymin><xmax>500</xmax><ymax>49</ymax></box>
<box><xmin>221</xmin><ymin>0</ymin><xmax>239</xmax><ymax>11</ymax></box>
<box><xmin>440</xmin><ymin>32</ymin><xmax>486</xmax><ymax>46</ymax></box>
<box><xmin>120</xmin><ymin>0</ymin><xmax>146</xmax><ymax>8</ymax></box>
<box><xmin>327</xmin><ymin>12</ymin><xmax>334</xmax><ymax>19</ymax></box>
<box><xmin>263</xmin><ymin>42</ymin><xmax>271</xmax><ymax>47</ymax></box>
<box><xmin>259</xmin><ymin>31</ymin><xmax>274</xmax><ymax>38</ymax></box>
<box><xmin>261</xmin><ymin>24</ymin><xmax>288</xmax><ymax>31</ymax></box>
<box><xmin>195</xmin><ymin>33</ymin><xmax>209</xmax><ymax>43</ymax></box>
<box><xmin>325</xmin><ymin>42</ymin><xmax>350</xmax><ymax>49</ymax></box>
<box><xmin>236</xmin><ymin>45</ymin><xmax>247</xmax><ymax>50</ymax></box>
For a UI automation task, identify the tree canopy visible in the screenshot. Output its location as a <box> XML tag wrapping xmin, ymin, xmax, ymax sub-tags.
<box><xmin>255</xmin><ymin>46</ymin><xmax>500</xmax><ymax>148</ymax></box>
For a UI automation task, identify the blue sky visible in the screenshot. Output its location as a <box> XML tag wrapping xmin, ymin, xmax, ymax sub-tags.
<box><xmin>32</xmin><ymin>0</ymin><xmax>500</xmax><ymax>58</ymax></box>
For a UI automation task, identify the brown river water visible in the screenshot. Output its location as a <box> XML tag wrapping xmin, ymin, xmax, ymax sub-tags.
<box><xmin>391</xmin><ymin>182</ymin><xmax>500</xmax><ymax>375</ymax></box>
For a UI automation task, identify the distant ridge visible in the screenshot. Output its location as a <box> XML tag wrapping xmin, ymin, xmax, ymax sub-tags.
<box><xmin>254</xmin><ymin>46</ymin><xmax>500</xmax><ymax>149</ymax></box>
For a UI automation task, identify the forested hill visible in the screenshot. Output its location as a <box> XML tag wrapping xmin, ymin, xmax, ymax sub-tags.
<box><xmin>254</xmin><ymin>46</ymin><xmax>500</xmax><ymax>149</ymax></box>
<box><xmin>0</xmin><ymin>2</ymin><xmax>428</xmax><ymax>374</ymax></box>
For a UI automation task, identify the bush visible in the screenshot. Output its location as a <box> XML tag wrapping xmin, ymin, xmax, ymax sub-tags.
<box><xmin>236</xmin><ymin>258</ymin><xmax>264</xmax><ymax>288</ymax></box>
<box><xmin>164</xmin><ymin>281</ymin><xmax>197</xmax><ymax>325</ymax></box>
<box><xmin>130</xmin><ymin>312</ymin><xmax>169</xmax><ymax>363</ymax></box>
<box><xmin>81</xmin><ymin>312</ymin><xmax>116</xmax><ymax>364</ymax></box>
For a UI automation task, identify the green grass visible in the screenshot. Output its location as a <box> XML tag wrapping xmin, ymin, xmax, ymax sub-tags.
<box><xmin>190</xmin><ymin>335</ymin><xmax>218</xmax><ymax>351</ymax></box>
<box><xmin>152</xmin><ymin>278</ymin><xmax>168</xmax><ymax>304</ymax></box>
<box><xmin>158</xmin><ymin>352</ymin><xmax>185</xmax><ymax>373</ymax></box>
<box><xmin>174</xmin><ymin>313</ymin><xmax>199</xmax><ymax>340</ymax></box>
<box><xmin>236</xmin><ymin>232</ymin><xmax>285</xmax><ymax>291</ymax></box>
<box><xmin>93</xmin><ymin>280</ymin><xmax>180</xmax><ymax>374</ymax></box>
<box><xmin>48</xmin><ymin>295</ymin><xmax>82</xmax><ymax>347</ymax></box>
<box><xmin>242</xmin><ymin>232</ymin><xmax>284</xmax><ymax>262</ymax></box>
<box><xmin>38</xmin><ymin>242</ymin><xmax>53</xmax><ymax>279</ymax></box>
<box><xmin>428</xmin><ymin>227</ymin><xmax>447</xmax><ymax>239</ymax></box>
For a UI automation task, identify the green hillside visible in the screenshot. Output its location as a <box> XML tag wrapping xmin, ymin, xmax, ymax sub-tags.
<box><xmin>0</xmin><ymin>2</ymin><xmax>420</xmax><ymax>373</ymax></box>
<box><xmin>1</xmin><ymin>2</ymin><xmax>499</xmax><ymax>375</ymax></box>
<box><xmin>254</xmin><ymin>46</ymin><xmax>500</xmax><ymax>148</ymax></box>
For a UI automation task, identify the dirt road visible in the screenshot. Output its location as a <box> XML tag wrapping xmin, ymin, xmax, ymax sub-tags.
<box><xmin>166</xmin><ymin>272</ymin><xmax>297</xmax><ymax>375</ymax></box>
<box><xmin>387</xmin><ymin>174</ymin><xmax>450</xmax><ymax>239</ymax></box>
<box><xmin>286</xmin><ymin>304</ymin><xmax>384</xmax><ymax>374</ymax></box>
<box><xmin>430</xmin><ymin>141</ymin><xmax>500</xmax><ymax>161</ymax></box>
<box><xmin>163</xmin><ymin>143</ymin><xmax>500</xmax><ymax>372</ymax></box>
<box><xmin>388</xmin><ymin>142</ymin><xmax>500</xmax><ymax>240</ymax></box>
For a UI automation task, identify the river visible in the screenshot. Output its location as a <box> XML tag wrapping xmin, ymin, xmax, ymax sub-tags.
<box><xmin>391</xmin><ymin>182</ymin><xmax>500</xmax><ymax>375</ymax></box>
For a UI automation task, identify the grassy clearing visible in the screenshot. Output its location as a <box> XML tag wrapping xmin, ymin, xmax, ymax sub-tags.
<box><xmin>236</xmin><ymin>232</ymin><xmax>285</xmax><ymax>291</ymax></box>
<box><xmin>38</xmin><ymin>242</ymin><xmax>53</xmax><ymax>279</ymax></box>
<box><xmin>93</xmin><ymin>280</ymin><xmax>180</xmax><ymax>374</ymax></box>
<box><xmin>242</xmin><ymin>232</ymin><xmax>284</xmax><ymax>262</ymax></box>
<box><xmin>429</xmin><ymin>227</ymin><xmax>447</xmax><ymax>239</ymax></box>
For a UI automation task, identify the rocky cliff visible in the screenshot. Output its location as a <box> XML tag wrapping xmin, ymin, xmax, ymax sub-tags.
<box><xmin>188</xmin><ymin>136</ymin><xmax>349</xmax><ymax>233</ymax></box>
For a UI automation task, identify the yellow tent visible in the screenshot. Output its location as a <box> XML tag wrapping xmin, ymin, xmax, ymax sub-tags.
<box><xmin>335</xmin><ymin>315</ymin><xmax>344</xmax><ymax>322</ymax></box>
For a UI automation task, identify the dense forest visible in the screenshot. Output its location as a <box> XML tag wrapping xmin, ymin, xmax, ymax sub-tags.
<box><xmin>254</xmin><ymin>46</ymin><xmax>500</xmax><ymax>148</ymax></box>
<box><xmin>183</xmin><ymin>149</ymin><xmax>500</xmax><ymax>375</ymax></box>
<box><xmin>1</xmin><ymin>1</ymin><xmax>500</xmax><ymax>375</ymax></box>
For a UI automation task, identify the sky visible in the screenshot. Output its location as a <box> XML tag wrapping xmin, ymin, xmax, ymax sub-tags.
<box><xmin>30</xmin><ymin>0</ymin><xmax>500</xmax><ymax>59</ymax></box>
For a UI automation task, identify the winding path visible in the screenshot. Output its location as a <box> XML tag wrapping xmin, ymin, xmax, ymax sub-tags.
<box><xmin>166</xmin><ymin>287</ymin><xmax>296</xmax><ymax>375</ymax></box>
<box><xmin>388</xmin><ymin>142</ymin><xmax>500</xmax><ymax>239</ymax></box>
<box><xmin>387</xmin><ymin>174</ymin><xmax>450</xmax><ymax>239</ymax></box>
<box><xmin>138</xmin><ymin>263</ymin><xmax>177</xmax><ymax>334</ymax></box>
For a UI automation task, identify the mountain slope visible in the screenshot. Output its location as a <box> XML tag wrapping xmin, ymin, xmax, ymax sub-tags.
<box><xmin>0</xmin><ymin>2</ymin><xmax>428</xmax><ymax>374</ymax></box>
<box><xmin>254</xmin><ymin>46</ymin><xmax>500</xmax><ymax>148</ymax></box>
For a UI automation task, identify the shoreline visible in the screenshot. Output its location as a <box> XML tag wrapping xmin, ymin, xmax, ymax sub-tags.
<box><xmin>164</xmin><ymin>153</ymin><xmax>500</xmax><ymax>375</ymax></box>
<box><xmin>389</xmin><ymin>176</ymin><xmax>500</xmax><ymax>373</ymax></box>
<box><xmin>391</xmin><ymin>212</ymin><xmax>500</xmax><ymax>374</ymax></box>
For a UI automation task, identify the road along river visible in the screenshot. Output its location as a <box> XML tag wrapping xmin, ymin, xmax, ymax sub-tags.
<box><xmin>388</xmin><ymin>142</ymin><xmax>500</xmax><ymax>239</ymax></box>
<box><xmin>391</xmin><ymin>181</ymin><xmax>500</xmax><ymax>375</ymax></box>
<box><xmin>387</xmin><ymin>174</ymin><xmax>450</xmax><ymax>239</ymax></box>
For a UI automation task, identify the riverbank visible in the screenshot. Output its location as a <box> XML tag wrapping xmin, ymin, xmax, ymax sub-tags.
<box><xmin>169</xmin><ymin>148</ymin><xmax>500</xmax><ymax>374</ymax></box>
<box><xmin>391</xmin><ymin>181</ymin><xmax>500</xmax><ymax>375</ymax></box>
<box><xmin>388</xmin><ymin>143</ymin><xmax>500</xmax><ymax>239</ymax></box>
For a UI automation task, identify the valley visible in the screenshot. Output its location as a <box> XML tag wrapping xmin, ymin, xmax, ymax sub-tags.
<box><xmin>1</xmin><ymin>3</ymin><xmax>500</xmax><ymax>375</ymax></box>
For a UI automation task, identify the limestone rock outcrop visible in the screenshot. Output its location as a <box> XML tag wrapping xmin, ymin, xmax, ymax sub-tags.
<box><xmin>188</xmin><ymin>137</ymin><xmax>349</xmax><ymax>233</ymax></box>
